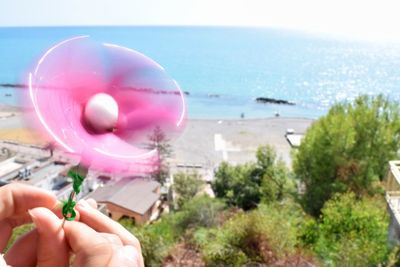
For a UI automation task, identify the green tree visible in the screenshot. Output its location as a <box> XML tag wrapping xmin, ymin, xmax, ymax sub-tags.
<box><xmin>148</xmin><ymin>126</ymin><xmax>172</xmax><ymax>185</ymax></box>
<box><xmin>294</xmin><ymin>95</ymin><xmax>400</xmax><ymax>215</ymax></box>
<box><xmin>255</xmin><ymin>145</ymin><xmax>291</xmax><ymax>202</ymax></box>
<box><xmin>212</xmin><ymin>162</ymin><xmax>261</xmax><ymax>210</ymax></box>
<box><xmin>213</xmin><ymin>145</ymin><xmax>291</xmax><ymax>209</ymax></box>
<box><xmin>44</xmin><ymin>141</ymin><xmax>56</xmax><ymax>158</ymax></box>
<box><xmin>301</xmin><ymin>192</ymin><xmax>389</xmax><ymax>266</ymax></box>
<box><xmin>173</xmin><ymin>172</ymin><xmax>204</xmax><ymax>208</ymax></box>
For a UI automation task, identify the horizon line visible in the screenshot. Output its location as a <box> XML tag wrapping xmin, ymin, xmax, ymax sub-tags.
<box><xmin>1</xmin><ymin>25</ymin><xmax>397</xmax><ymax>44</ymax></box>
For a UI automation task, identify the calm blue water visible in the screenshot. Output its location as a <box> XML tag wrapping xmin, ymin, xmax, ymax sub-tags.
<box><xmin>1</xmin><ymin>26</ymin><xmax>400</xmax><ymax>119</ymax></box>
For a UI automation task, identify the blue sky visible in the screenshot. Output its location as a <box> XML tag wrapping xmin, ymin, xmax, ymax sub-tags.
<box><xmin>2</xmin><ymin>0</ymin><xmax>400</xmax><ymax>41</ymax></box>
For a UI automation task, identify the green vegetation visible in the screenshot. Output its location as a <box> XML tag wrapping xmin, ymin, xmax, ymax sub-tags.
<box><xmin>122</xmin><ymin>95</ymin><xmax>398</xmax><ymax>266</ymax></box>
<box><xmin>148</xmin><ymin>126</ymin><xmax>173</xmax><ymax>185</ymax></box>
<box><xmin>6</xmin><ymin>95</ymin><xmax>398</xmax><ymax>266</ymax></box>
<box><xmin>194</xmin><ymin>201</ymin><xmax>315</xmax><ymax>266</ymax></box>
<box><xmin>212</xmin><ymin>145</ymin><xmax>292</xmax><ymax>210</ymax></box>
<box><xmin>5</xmin><ymin>224</ymin><xmax>34</xmax><ymax>251</ymax></box>
<box><xmin>173</xmin><ymin>171</ymin><xmax>204</xmax><ymax>208</ymax></box>
<box><xmin>293</xmin><ymin>95</ymin><xmax>400</xmax><ymax>215</ymax></box>
<box><xmin>301</xmin><ymin>193</ymin><xmax>390</xmax><ymax>266</ymax></box>
<box><xmin>255</xmin><ymin>145</ymin><xmax>293</xmax><ymax>202</ymax></box>
<box><xmin>120</xmin><ymin>196</ymin><xmax>225</xmax><ymax>267</ymax></box>
<box><xmin>213</xmin><ymin>162</ymin><xmax>261</xmax><ymax>210</ymax></box>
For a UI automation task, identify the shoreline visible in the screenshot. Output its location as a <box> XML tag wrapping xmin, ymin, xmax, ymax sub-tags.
<box><xmin>0</xmin><ymin>104</ymin><xmax>316</xmax><ymax>121</ymax></box>
<box><xmin>171</xmin><ymin>117</ymin><xmax>313</xmax><ymax>174</ymax></box>
<box><xmin>186</xmin><ymin>116</ymin><xmax>315</xmax><ymax>123</ymax></box>
<box><xmin>0</xmin><ymin>109</ymin><xmax>314</xmax><ymax>171</ymax></box>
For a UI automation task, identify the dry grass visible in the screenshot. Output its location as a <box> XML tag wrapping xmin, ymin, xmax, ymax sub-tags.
<box><xmin>0</xmin><ymin>128</ymin><xmax>45</xmax><ymax>144</ymax></box>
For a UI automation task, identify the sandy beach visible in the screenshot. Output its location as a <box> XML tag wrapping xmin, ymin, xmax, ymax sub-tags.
<box><xmin>170</xmin><ymin>118</ymin><xmax>313</xmax><ymax>174</ymax></box>
<box><xmin>0</xmin><ymin>108</ymin><xmax>314</xmax><ymax>172</ymax></box>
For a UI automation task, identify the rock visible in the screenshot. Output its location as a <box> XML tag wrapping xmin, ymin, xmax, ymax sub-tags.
<box><xmin>255</xmin><ymin>97</ymin><xmax>295</xmax><ymax>105</ymax></box>
<box><xmin>207</xmin><ymin>94</ymin><xmax>220</xmax><ymax>98</ymax></box>
<box><xmin>0</xmin><ymin>83</ymin><xmax>27</xmax><ymax>88</ymax></box>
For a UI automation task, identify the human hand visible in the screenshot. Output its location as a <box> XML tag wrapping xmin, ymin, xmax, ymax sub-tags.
<box><xmin>29</xmin><ymin>198</ymin><xmax>144</xmax><ymax>267</ymax></box>
<box><xmin>0</xmin><ymin>183</ymin><xmax>58</xmax><ymax>267</ymax></box>
<box><xmin>70</xmin><ymin>198</ymin><xmax>144</xmax><ymax>266</ymax></box>
<box><xmin>0</xmin><ymin>183</ymin><xmax>143</xmax><ymax>267</ymax></box>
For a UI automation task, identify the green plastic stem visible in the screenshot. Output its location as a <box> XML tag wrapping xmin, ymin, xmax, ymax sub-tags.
<box><xmin>62</xmin><ymin>167</ymin><xmax>85</xmax><ymax>221</ymax></box>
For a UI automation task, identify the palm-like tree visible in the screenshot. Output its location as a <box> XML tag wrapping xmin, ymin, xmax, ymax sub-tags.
<box><xmin>44</xmin><ymin>142</ymin><xmax>55</xmax><ymax>158</ymax></box>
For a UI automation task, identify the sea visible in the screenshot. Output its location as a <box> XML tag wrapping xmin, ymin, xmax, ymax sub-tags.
<box><xmin>1</xmin><ymin>26</ymin><xmax>400</xmax><ymax>119</ymax></box>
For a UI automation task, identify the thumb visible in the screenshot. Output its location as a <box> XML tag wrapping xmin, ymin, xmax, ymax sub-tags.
<box><xmin>29</xmin><ymin>208</ymin><xmax>69</xmax><ymax>267</ymax></box>
<box><xmin>0</xmin><ymin>254</ymin><xmax>9</xmax><ymax>267</ymax></box>
<box><xmin>108</xmin><ymin>246</ymin><xmax>142</xmax><ymax>267</ymax></box>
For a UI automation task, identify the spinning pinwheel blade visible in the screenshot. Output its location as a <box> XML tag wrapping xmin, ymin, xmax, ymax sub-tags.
<box><xmin>25</xmin><ymin>36</ymin><xmax>186</xmax><ymax>220</ymax></box>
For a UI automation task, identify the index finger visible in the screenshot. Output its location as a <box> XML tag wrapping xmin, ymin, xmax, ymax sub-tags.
<box><xmin>0</xmin><ymin>183</ymin><xmax>57</xmax><ymax>221</ymax></box>
<box><xmin>64</xmin><ymin>221</ymin><xmax>143</xmax><ymax>267</ymax></box>
<box><xmin>76</xmin><ymin>200</ymin><xmax>140</xmax><ymax>249</ymax></box>
<box><xmin>63</xmin><ymin>220</ymin><xmax>117</xmax><ymax>266</ymax></box>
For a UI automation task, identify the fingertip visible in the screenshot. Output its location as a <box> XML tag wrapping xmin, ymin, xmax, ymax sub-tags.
<box><xmin>109</xmin><ymin>246</ymin><xmax>143</xmax><ymax>267</ymax></box>
<box><xmin>75</xmin><ymin>201</ymin><xmax>141</xmax><ymax>251</ymax></box>
<box><xmin>54</xmin><ymin>200</ymin><xmax>64</xmax><ymax>210</ymax></box>
<box><xmin>0</xmin><ymin>184</ymin><xmax>57</xmax><ymax>221</ymax></box>
<box><xmin>28</xmin><ymin>208</ymin><xmax>44</xmax><ymax>232</ymax></box>
<box><xmin>29</xmin><ymin>207</ymin><xmax>62</xmax><ymax>233</ymax></box>
<box><xmin>0</xmin><ymin>254</ymin><xmax>8</xmax><ymax>267</ymax></box>
<box><xmin>28</xmin><ymin>208</ymin><xmax>70</xmax><ymax>267</ymax></box>
<box><xmin>63</xmin><ymin>220</ymin><xmax>102</xmax><ymax>253</ymax></box>
<box><xmin>86</xmin><ymin>198</ymin><xmax>98</xmax><ymax>209</ymax></box>
<box><xmin>120</xmin><ymin>245</ymin><xmax>142</xmax><ymax>266</ymax></box>
<box><xmin>77</xmin><ymin>199</ymin><xmax>92</xmax><ymax>209</ymax></box>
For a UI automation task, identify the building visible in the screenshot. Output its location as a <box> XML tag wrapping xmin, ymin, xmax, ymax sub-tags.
<box><xmin>89</xmin><ymin>177</ymin><xmax>161</xmax><ymax>224</ymax></box>
<box><xmin>0</xmin><ymin>141</ymin><xmax>161</xmax><ymax>224</ymax></box>
<box><xmin>0</xmin><ymin>141</ymin><xmax>94</xmax><ymax>199</ymax></box>
<box><xmin>385</xmin><ymin>161</ymin><xmax>400</xmax><ymax>244</ymax></box>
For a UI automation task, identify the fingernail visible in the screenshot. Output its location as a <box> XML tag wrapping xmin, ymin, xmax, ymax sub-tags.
<box><xmin>54</xmin><ymin>200</ymin><xmax>63</xmax><ymax>209</ymax></box>
<box><xmin>0</xmin><ymin>254</ymin><xmax>7</xmax><ymax>266</ymax></box>
<box><xmin>28</xmin><ymin>209</ymin><xmax>42</xmax><ymax>230</ymax></box>
<box><xmin>119</xmin><ymin>246</ymin><xmax>140</xmax><ymax>264</ymax></box>
<box><xmin>86</xmin><ymin>198</ymin><xmax>97</xmax><ymax>208</ymax></box>
<box><xmin>77</xmin><ymin>199</ymin><xmax>91</xmax><ymax>209</ymax></box>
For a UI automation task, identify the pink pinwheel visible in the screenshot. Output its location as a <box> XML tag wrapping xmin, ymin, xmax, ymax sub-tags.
<box><xmin>26</xmin><ymin>36</ymin><xmax>186</xmax><ymax>174</ymax></box>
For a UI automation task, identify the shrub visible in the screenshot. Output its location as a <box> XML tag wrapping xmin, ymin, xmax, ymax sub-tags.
<box><xmin>173</xmin><ymin>172</ymin><xmax>204</xmax><ymax>209</ymax></box>
<box><xmin>174</xmin><ymin>196</ymin><xmax>225</xmax><ymax>232</ymax></box>
<box><xmin>213</xmin><ymin>162</ymin><xmax>261</xmax><ymax>210</ymax></box>
<box><xmin>301</xmin><ymin>192</ymin><xmax>390</xmax><ymax>266</ymax></box>
<box><xmin>126</xmin><ymin>196</ymin><xmax>224</xmax><ymax>266</ymax></box>
<box><xmin>130</xmin><ymin>216</ymin><xmax>177</xmax><ymax>267</ymax></box>
<box><xmin>195</xmin><ymin>201</ymin><xmax>315</xmax><ymax>266</ymax></box>
<box><xmin>255</xmin><ymin>145</ymin><xmax>293</xmax><ymax>202</ymax></box>
<box><xmin>213</xmin><ymin>145</ymin><xmax>291</xmax><ymax>210</ymax></box>
<box><xmin>294</xmin><ymin>95</ymin><xmax>400</xmax><ymax>215</ymax></box>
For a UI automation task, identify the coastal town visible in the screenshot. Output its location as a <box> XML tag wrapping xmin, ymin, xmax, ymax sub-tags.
<box><xmin>2</xmin><ymin>1</ymin><xmax>400</xmax><ymax>263</ymax></box>
<box><xmin>2</xmin><ymin>96</ymin><xmax>400</xmax><ymax>265</ymax></box>
<box><xmin>4</xmin><ymin>100</ymin><xmax>400</xmax><ymax>266</ymax></box>
<box><xmin>0</xmin><ymin>139</ymin><xmax>164</xmax><ymax>224</ymax></box>
<box><xmin>0</xmin><ymin>107</ymin><xmax>312</xmax><ymax>225</ymax></box>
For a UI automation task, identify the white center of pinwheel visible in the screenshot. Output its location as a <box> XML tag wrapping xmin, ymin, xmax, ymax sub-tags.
<box><xmin>84</xmin><ymin>93</ymin><xmax>119</xmax><ymax>133</ymax></box>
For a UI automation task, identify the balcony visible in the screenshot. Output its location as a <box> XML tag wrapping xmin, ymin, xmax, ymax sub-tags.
<box><xmin>385</xmin><ymin>161</ymin><xmax>400</xmax><ymax>244</ymax></box>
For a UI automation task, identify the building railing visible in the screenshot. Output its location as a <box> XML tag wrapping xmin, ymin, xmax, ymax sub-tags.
<box><xmin>386</xmin><ymin>161</ymin><xmax>400</xmax><ymax>243</ymax></box>
<box><xmin>386</xmin><ymin>191</ymin><xmax>400</xmax><ymax>221</ymax></box>
<box><xmin>387</xmin><ymin>161</ymin><xmax>400</xmax><ymax>192</ymax></box>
